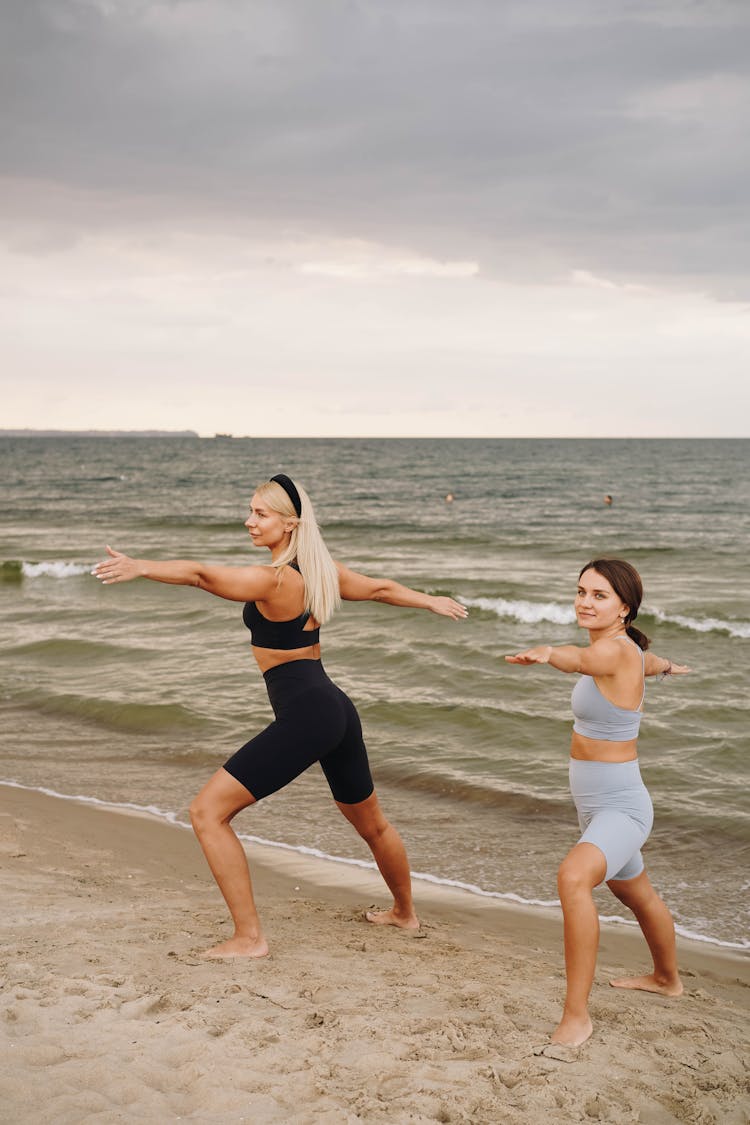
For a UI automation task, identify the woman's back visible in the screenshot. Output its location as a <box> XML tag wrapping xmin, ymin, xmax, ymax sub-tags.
<box><xmin>244</xmin><ymin>564</ymin><xmax>321</xmax><ymax>664</ymax></box>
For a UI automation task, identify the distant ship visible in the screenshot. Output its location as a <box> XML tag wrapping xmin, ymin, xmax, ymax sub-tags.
<box><xmin>212</xmin><ymin>433</ymin><xmax>234</xmax><ymax>440</ymax></box>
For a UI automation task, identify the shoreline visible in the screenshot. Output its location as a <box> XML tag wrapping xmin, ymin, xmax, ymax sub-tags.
<box><xmin>2</xmin><ymin>784</ymin><xmax>748</xmax><ymax>1123</ymax></box>
<box><xmin>3</xmin><ymin>779</ymin><xmax>747</xmax><ymax>954</ymax></box>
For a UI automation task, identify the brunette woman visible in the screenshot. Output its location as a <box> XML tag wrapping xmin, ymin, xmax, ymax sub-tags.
<box><xmin>506</xmin><ymin>558</ymin><xmax>688</xmax><ymax>1046</ymax></box>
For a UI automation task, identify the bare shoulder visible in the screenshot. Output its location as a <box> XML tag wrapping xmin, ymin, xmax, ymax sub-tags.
<box><xmin>590</xmin><ymin>636</ymin><xmax>625</xmax><ymax>655</ymax></box>
<box><xmin>246</xmin><ymin>563</ymin><xmax>279</xmax><ymax>591</ymax></box>
<box><xmin>614</xmin><ymin>635</ymin><xmax>645</xmax><ymax>663</ymax></box>
<box><xmin>198</xmin><ymin>561</ymin><xmax>279</xmax><ymax>602</ymax></box>
<box><xmin>581</xmin><ymin>636</ymin><xmax>635</xmax><ymax>676</ymax></box>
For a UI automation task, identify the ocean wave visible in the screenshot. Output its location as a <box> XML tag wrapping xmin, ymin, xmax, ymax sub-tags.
<box><xmin>22</xmin><ymin>561</ymin><xmax>92</xmax><ymax>579</ymax></box>
<box><xmin>142</xmin><ymin>517</ymin><xmax>241</xmax><ymax>533</ymax></box>
<box><xmin>9</xmin><ymin>689</ymin><xmax>209</xmax><ymax>734</ymax></box>
<box><xmin>650</xmin><ymin>608</ymin><xmax>750</xmax><ymax>640</ymax></box>
<box><xmin>0</xmin><ymin>560</ymin><xmax>23</xmax><ymax>583</ymax></box>
<box><xmin>372</xmin><ymin>762</ymin><xmax>570</xmax><ymax>814</ymax></box>
<box><xmin>2</xmin><ymin>780</ymin><xmax>747</xmax><ymax>951</ymax></box>
<box><xmin>464</xmin><ymin>596</ymin><xmax>750</xmax><ymax>639</ymax></box>
<box><xmin>1</xmin><ymin>559</ymin><xmax>113</xmax><ymax>581</ymax></box>
<box><xmin>463</xmin><ymin>597</ymin><xmax>576</xmax><ymax>625</ymax></box>
<box><xmin>0</xmin><ymin>638</ymin><xmax>157</xmax><ymax>664</ymax></box>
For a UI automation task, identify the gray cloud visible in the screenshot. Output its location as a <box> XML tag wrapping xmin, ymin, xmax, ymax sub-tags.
<box><xmin>2</xmin><ymin>0</ymin><xmax>749</xmax><ymax>291</ymax></box>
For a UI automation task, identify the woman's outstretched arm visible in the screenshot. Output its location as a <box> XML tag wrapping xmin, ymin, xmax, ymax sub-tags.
<box><xmin>643</xmin><ymin>652</ymin><xmax>691</xmax><ymax>677</ymax></box>
<box><xmin>335</xmin><ymin>562</ymin><xmax>467</xmax><ymax>620</ymax></box>
<box><xmin>505</xmin><ymin>641</ymin><xmax>690</xmax><ymax>676</ymax></box>
<box><xmin>505</xmin><ymin>642</ymin><xmax>613</xmax><ymax>674</ymax></box>
<box><xmin>92</xmin><ymin>546</ymin><xmax>276</xmax><ymax>603</ymax></box>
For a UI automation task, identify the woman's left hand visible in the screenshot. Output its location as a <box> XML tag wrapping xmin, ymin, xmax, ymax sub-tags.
<box><xmin>429</xmin><ymin>596</ymin><xmax>469</xmax><ymax>620</ymax></box>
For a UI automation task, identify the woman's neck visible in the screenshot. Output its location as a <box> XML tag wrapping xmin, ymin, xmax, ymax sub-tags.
<box><xmin>587</xmin><ymin>624</ymin><xmax>627</xmax><ymax>645</ymax></box>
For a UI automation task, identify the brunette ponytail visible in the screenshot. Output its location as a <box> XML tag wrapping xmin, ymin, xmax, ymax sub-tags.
<box><xmin>625</xmin><ymin>623</ymin><xmax>650</xmax><ymax>651</ymax></box>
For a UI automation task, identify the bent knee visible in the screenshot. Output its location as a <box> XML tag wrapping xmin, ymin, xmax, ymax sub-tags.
<box><xmin>355</xmin><ymin>813</ymin><xmax>390</xmax><ymax>845</ymax></box>
<box><xmin>557</xmin><ymin>855</ymin><xmax>603</xmax><ymax>895</ymax></box>
<box><xmin>188</xmin><ymin>797</ymin><xmax>210</xmax><ymax>832</ymax></box>
<box><xmin>189</xmin><ymin>795</ymin><xmax>233</xmax><ymax>832</ymax></box>
<box><xmin>557</xmin><ymin>864</ymin><xmax>584</xmax><ymax>896</ymax></box>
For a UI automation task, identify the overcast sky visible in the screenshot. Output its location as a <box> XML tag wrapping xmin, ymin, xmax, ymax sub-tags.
<box><xmin>2</xmin><ymin>0</ymin><xmax>749</xmax><ymax>436</ymax></box>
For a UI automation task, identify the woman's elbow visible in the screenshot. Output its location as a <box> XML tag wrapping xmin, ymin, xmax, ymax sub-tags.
<box><xmin>193</xmin><ymin>567</ymin><xmax>212</xmax><ymax>591</ymax></box>
<box><xmin>370</xmin><ymin>581</ymin><xmax>396</xmax><ymax>604</ymax></box>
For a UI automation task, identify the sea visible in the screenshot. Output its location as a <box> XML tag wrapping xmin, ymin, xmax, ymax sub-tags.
<box><xmin>1</xmin><ymin>436</ymin><xmax>748</xmax><ymax>950</ymax></box>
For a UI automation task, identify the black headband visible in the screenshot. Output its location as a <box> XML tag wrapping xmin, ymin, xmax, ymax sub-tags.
<box><xmin>270</xmin><ymin>474</ymin><xmax>302</xmax><ymax>518</ymax></box>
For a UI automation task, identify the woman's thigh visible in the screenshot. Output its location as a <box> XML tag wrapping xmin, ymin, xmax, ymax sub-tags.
<box><xmin>578</xmin><ymin>809</ymin><xmax>648</xmax><ymax>883</ymax></box>
<box><xmin>558</xmin><ymin>841</ymin><xmax>608</xmax><ymax>891</ymax></box>
<box><xmin>223</xmin><ymin>693</ymin><xmax>346</xmax><ymax>800</ymax></box>
<box><xmin>191</xmin><ymin>767</ymin><xmax>258</xmax><ymax>821</ymax></box>
<box><xmin>319</xmin><ymin>692</ymin><xmax>374</xmax><ymax>805</ymax></box>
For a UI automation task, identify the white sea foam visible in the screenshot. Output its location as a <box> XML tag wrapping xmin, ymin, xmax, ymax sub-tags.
<box><xmin>464</xmin><ymin>595</ymin><xmax>750</xmax><ymax>639</ymax></box>
<box><xmin>3</xmin><ymin>780</ymin><xmax>747</xmax><ymax>951</ymax></box>
<box><xmin>14</xmin><ymin>561</ymin><xmax>750</xmax><ymax>638</ymax></box>
<box><xmin>0</xmin><ymin>780</ymin><xmax>183</xmax><ymax>823</ymax></box>
<box><xmin>463</xmin><ymin>597</ymin><xmax>576</xmax><ymax>625</ymax></box>
<box><xmin>22</xmin><ymin>561</ymin><xmax>92</xmax><ymax>579</ymax></box>
<box><xmin>650</xmin><ymin>607</ymin><xmax>750</xmax><ymax>640</ymax></box>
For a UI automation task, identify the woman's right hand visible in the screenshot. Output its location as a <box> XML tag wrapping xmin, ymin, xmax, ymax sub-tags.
<box><xmin>91</xmin><ymin>546</ymin><xmax>141</xmax><ymax>585</ymax></box>
<box><xmin>505</xmin><ymin>645</ymin><xmax>553</xmax><ymax>665</ymax></box>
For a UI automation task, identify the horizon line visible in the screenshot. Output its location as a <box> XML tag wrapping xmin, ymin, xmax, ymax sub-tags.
<box><xmin>1</xmin><ymin>429</ymin><xmax>748</xmax><ymax>441</ymax></box>
<box><xmin>1</xmin><ymin>425</ymin><xmax>750</xmax><ymax>438</ymax></box>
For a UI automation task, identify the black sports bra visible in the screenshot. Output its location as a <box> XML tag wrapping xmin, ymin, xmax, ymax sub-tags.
<box><xmin>242</xmin><ymin>600</ymin><xmax>320</xmax><ymax>650</ymax></box>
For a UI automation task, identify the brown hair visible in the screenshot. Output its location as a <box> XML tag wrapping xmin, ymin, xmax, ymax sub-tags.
<box><xmin>578</xmin><ymin>558</ymin><xmax>650</xmax><ymax>650</ymax></box>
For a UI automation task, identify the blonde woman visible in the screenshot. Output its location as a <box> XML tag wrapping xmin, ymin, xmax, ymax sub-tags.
<box><xmin>93</xmin><ymin>474</ymin><xmax>467</xmax><ymax>958</ymax></box>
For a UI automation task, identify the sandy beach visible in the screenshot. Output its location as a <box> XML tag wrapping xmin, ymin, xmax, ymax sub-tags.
<box><xmin>1</xmin><ymin>785</ymin><xmax>748</xmax><ymax>1124</ymax></box>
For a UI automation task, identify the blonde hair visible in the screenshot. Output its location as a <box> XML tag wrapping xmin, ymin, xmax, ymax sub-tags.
<box><xmin>254</xmin><ymin>477</ymin><xmax>341</xmax><ymax>625</ymax></box>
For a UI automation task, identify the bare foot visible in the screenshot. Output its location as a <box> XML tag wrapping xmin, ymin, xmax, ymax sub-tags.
<box><xmin>610</xmin><ymin>972</ymin><xmax>683</xmax><ymax>996</ymax></box>
<box><xmin>199</xmin><ymin>934</ymin><xmax>269</xmax><ymax>959</ymax></box>
<box><xmin>365</xmin><ymin>907</ymin><xmax>420</xmax><ymax>931</ymax></box>
<box><xmin>532</xmin><ymin>1043</ymin><xmax>580</xmax><ymax>1063</ymax></box>
<box><xmin>550</xmin><ymin>1013</ymin><xmax>593</xmax><ymax>1047</ymax></box>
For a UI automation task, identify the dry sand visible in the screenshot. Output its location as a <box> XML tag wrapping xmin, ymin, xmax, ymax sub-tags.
<box><xmin>1</xmin><ymin>784</ymin><xmax>748</xmax><ymax>1124</ymax></box>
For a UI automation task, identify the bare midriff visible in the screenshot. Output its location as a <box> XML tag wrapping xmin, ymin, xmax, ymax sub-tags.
<box><xmin>570</xmin><ymin>731</ymin><xmax>638</xmax><ymax>764</ymax></box>
<box><xmin>252</xmin><ymin>642</ymin><xmax>322</xmax><ymax>674</ymax></box>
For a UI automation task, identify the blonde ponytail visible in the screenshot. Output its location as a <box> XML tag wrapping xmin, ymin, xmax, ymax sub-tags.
<box><xmin>255</xmin><ymin>478</ymin><xmax>340</xmax><ymax>625</ymax></box>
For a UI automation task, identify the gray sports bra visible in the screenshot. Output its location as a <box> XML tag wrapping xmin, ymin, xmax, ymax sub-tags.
<box><xmin>571</xmin><ymin>636</ymin><xmax>645</xmax><ymax>742</ymax></box>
